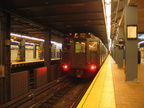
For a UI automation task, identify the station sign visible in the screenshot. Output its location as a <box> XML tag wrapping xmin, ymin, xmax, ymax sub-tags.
<box><xmin>127</xmin><ymin>25</ymin><xmax>137</xmax><ymax>39</ymax></box>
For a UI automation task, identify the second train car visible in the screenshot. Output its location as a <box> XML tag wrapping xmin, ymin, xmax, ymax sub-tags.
<box><xmin>61</xmin><ymin>33</ymin><xmax>108</xmax><ymax>78</ymax></box>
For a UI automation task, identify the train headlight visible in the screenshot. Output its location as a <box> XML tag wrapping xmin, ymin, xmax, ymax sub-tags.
<box><xmin>62</xmin><ymin>64</ymin><xmax>69</xmax><ymax>71</ymax></box>
<box><xmin>90</xmin><ymin>64</ymin><xmax>97</xmax><ymax>71</ymax></box>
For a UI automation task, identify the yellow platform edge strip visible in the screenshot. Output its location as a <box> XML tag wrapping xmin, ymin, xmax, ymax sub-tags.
<box><xmin>77</xmin><ymin>55</ymin><xmax>116</xmax><ymax>108</ymax></box>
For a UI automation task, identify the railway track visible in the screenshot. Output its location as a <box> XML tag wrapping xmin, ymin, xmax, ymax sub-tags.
<box><xmin>30</xmin><ymin>78</ymin><xmax>75</xmax><ymax>108</ymax></box>
<box><xmin>35</xmin><ymin>78</ymin><xmax>92</xmax><ymax>108</ymax></box>
<box><xmin>1</xmin><ymin>77</ymin><xmax>92</xmax><ymax>108</ymax></box>
<box><xmin>2</xmin><ymin>76</ymin><xmax>92</xmax><ymax>108</ymax></box>
<box><xmin>1</xmin><ymin>76</ymin><xmax>67</xmax><ymax>108</ymax></box>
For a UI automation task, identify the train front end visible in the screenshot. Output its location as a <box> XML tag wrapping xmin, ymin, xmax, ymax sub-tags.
<box><xmin>61</xmin><ymin>33</ymin><xmax>100</xmax><ymax>78</ymax></box>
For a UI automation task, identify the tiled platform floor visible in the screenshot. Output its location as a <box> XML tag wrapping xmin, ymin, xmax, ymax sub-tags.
<box><xmin>77</xmin><ymin>55</ymin><xmax>144</xmax><ymax>108</ymax></box>
<box><xmin>112</xmin><ymin>58</ymin><xmax>144</xmax><ymax>108</ymax></box>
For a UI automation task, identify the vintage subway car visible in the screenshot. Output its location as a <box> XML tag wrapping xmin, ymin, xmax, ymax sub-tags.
<box><xmin>61</xmin><ymin>33</ymin><xmax>108</xmax><ymax>78</ymax></box>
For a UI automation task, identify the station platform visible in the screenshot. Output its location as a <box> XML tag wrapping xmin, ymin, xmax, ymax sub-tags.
<box><xmin>77</xmin><ymin>55</ymin><xmax>144</xmax><ymax>108</ymax></box>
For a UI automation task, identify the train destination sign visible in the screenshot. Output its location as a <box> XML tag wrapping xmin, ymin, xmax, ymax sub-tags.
<box><xmin>73</xmin><ymin>33</ymin><xmax>91</xmax><ymax>39</ymax></box>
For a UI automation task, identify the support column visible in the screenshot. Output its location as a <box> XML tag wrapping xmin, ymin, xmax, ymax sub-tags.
<box><xmin>0</xmin><ymin>11</ymin><xmax>11</xmax><ymax>104</ymax></box>
<box><xmin>19</xmin><ymin>39</ymin><xmax>25</xmax><ymax>61</ymax></box>
<box><xmin>111</xmin><ymin>40</ymin><xmax>115</xmax><ymax>59</ymax></box>
<box><xmin>124</xmin><ymin>1</ymin><xmax>138</xmax><ymax>82</ymax></box>
<box><xmin>117</xmin><ymin>27</ymin><xmax>124</xmax><ymax>68</ymax></box>
<box><xmin>113</xmin><ymin>38</ymin><xmax>119</xmax><ymax>63</ymax></box>
<box><xmin>39</xmin><ymin>42</ymin><xmax>44</xmax><ymax>60</ymax></box>
<box><xmin>33</xmin><ymin>44</ymin><xmax>36</xmax><ymax>59</ymax></box>
<box><xmin>115</xmin><ymin>45</ymin><xmax>119</xmax><ymax>64</ymax></box>
<box><xmin>17</xmin><ymin>39</ymin><xmax>25</xmax><ymax>61</ymax></box>
<box><xmin>43</xmin><ymin>29</ymin><xmax>51</xmax><ymax>82</ymax></box>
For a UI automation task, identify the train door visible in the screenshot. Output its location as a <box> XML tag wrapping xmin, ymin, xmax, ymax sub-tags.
<box><xmin>71</xmin><ymin>40</ymin><xmax>86</xmax><ymax>67</ymax></box>
<box><xmin>87</xmin><ymin>39</ymin><xmax>100</xmax><ymax>66</ymax></box>
<box><xmin>62</xmin><ymin>38</ymin><xmax>72</xmax><ymax>63</ymax></box>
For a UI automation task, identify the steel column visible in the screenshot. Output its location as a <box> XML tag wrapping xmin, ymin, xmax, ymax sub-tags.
<box><xmin>124</xmin><ymin>1</ymin><xmax>138</xmax><ymax>82</ymax></box>
<box><xmin>39</xmin><ymin>42</ymin><xmax>44</xmax><ymax>60</ymax></box>
<box><xmin>117</xmin><ymin>26</ymin><xmax>124</xmax><ymax>68</ymax></box>
<box><xmin>43</xmin><ymin>29</ymin><xmax>51</xmax><ymax>82</ymax></box>
<box><xmin>0</xmin><ymin>11</ymin><xmax>11</xmax><ymax>104</ymax></box>
<box><xmin>18</xmin><ymin>38</ymin><xmax>25</xmax><ymax>61</ymax></box>
<box><xmin>33</xmin><ymin>44</ymin><xmax>36</xmax><ymax>59</ymax></box>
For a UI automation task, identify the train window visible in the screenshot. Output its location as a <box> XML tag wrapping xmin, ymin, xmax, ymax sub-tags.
<box><xmin>89</xmin><ymin>41</ymin><xmax>97</xmax><ymax>51</ymax></box>
<box><xmin>75</xmin><ymin>42</ymin><xmax>85</xmax><ymax>53</ymax></box>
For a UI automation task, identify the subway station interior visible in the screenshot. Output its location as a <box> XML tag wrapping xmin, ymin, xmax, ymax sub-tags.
<box><xmin>0</xmin><ymin>0</ymin><xmax>144</xmax><ymax>108</ymax></box>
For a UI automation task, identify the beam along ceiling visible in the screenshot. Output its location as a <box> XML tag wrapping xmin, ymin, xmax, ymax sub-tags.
<box><xmin>0</xmin><ymin>0</ymin><xmax>108</xmax><ymax>46</ymax></box>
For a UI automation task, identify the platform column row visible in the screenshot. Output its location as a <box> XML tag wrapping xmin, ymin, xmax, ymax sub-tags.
<box><xmin>112</xmin><ymin>1</ymin><xmax>138</xmax><ymax>83</ymax></box>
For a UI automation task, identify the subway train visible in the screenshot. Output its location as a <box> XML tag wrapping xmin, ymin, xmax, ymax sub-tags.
<box><xmin>61</xmin><ymin>33</ymin><xmax>108</xmax><ymax>78</ymax></box>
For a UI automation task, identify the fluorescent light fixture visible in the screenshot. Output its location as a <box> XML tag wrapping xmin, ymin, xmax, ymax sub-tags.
<box><xmin>11</xmin><ymin>41</ymin><xmax>35</xmax><ymax>45</ymax></box>
<box><xmin>22</xmin><ymin>35</ymin><xmax>32</xmax><ymax>39</ymax></box>
<box><xmin>11</xmin><ymin>33</ymin><xmax>22</xmax><ymax>37</ymax></box>
<box><xmin>138</xmin><ymin>34</ymin><xmax>144</xmax><ymax>40</ymax></box>
<box><xmin>51</xmin><ymin>41</ymin><xmax>62</xmax><ymax>47</ymax></box>
<box><xmin>11</xmin><ymin>33</ymin><xmax>62</xmax><ymax>46</ymax></box>
<box><xmin>10</xmin><ymin>33</ymin><xmax>44</xmax><ymax>42</ymax></box>
<box><xmin>105</xmin><ymin>0</ymin><xmax>111</xmax><ymax>39</ymax></box>
<box><xmin>11</xmin><ymin>41</ymin><xmax>19</xmax><ymax>43</ymax></box>
<box><xmin>139</xmin><ymin>41</ymin><xmax>144</xmax><ymax>44</ymax></box>
<box><xmin>25</xmin><ymin>42</ymin><xmax>35</xmax><ymax>45</ymax></box>
<box><xmin>104</xmin><ymin>0</ymin><xmax>111</xmax><ymax>50</ymax></box>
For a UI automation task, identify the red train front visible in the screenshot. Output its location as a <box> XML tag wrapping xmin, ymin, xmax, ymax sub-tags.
<box><xmin>61</xmin><ymin>33</ymin><xmax>108</xmax><ymax>78</ymax></box>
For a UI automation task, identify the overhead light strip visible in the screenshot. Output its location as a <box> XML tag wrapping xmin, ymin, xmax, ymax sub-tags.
<box><xmin>11</xmin><ymin>33</ymin><xmax>44</xmax><ymax>42</ymax></box>
<box><xmin>10</xmin><ymin>33</ymin><xmax>62</xmax><ymax>46</ymax></box>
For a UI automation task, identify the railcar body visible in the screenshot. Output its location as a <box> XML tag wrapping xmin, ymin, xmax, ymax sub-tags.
<box><xmin>61</xmin><ymin>33</ymin><xmax>108</xmax><ymax>78</ymax></box>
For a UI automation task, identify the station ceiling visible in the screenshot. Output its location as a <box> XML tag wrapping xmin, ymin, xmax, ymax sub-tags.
<box><xmin>0</xmin><ymin>0</ymin><xmax>108</xmax><ymax>46</ymax></box>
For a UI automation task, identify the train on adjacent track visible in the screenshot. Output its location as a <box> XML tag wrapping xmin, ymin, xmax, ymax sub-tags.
<box><xmin>61</xmin><ymin>33</ymin><xmax>108</xmax><ymax>78</ymax></box>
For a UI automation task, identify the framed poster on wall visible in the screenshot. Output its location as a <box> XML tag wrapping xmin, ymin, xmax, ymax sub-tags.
<box><xmin>127</xmin><ymin>25</ymin><xmax>137</xmax><ymax>39</ymax></box>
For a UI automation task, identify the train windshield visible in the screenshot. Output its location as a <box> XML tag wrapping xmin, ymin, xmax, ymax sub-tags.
<box><xmin>75</xmin><ymin>42</ymin><xmax>86</xmax><ymax>53</ymax></box>
<box><xmin>89</xmin><ymin>41</ymin><xmax>97</xmax><ymax>51</ymax></box>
